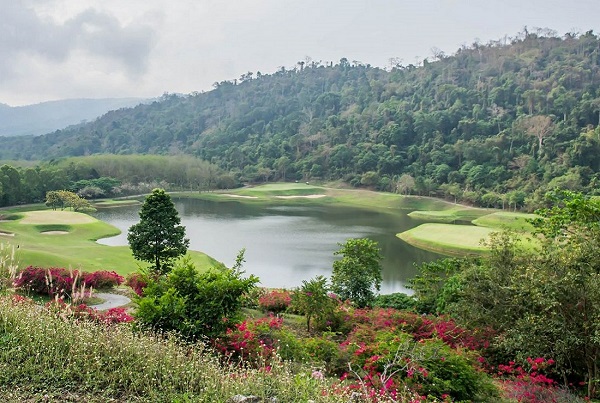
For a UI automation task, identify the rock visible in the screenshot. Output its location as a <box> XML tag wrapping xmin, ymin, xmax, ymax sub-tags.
<box><xmin>227</xmin><ymin>396</ymin><xmax>262</xmax><ymax>403</ymax></box>
<box><xmin>227</xmin><ymin>396</ymin><xmax>280</xmax><ymax>402</ymax></box>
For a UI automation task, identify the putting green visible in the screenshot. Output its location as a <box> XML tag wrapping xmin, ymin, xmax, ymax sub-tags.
<box><xmin>397</xmin><ymin>223</ymin><xmax>495</xmax><ymax>256</ymax></box>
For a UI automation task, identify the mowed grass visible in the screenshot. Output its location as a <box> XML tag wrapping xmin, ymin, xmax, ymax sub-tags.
<box><xmin>213</xmin><ymin>183</ymin><xmax>457</xmax><ymax>212</ymax></box>
<box><xmin>232</xmin><ymin>182</ymin><xmax>327</xmax><ymax>197</ymax></box>
<box><xmin>0</xmin><ymin>210</ymin><xmax>218</xmax><ymax>275</ymax></box>
<box><xmin>472</xmin><ymin>211</ymin><xmax>538</xmax><ymax>232</ymax></box>
<box><xmin>397</xmin><ymin>223</ymin><xmax>495</xmax><ymax>256</ymax></box>
<box><xmin>408</xmin><ymin>208</ymin><xmax>491</xmax><ymax>223</ymax></box>
<box><xmin>92</xmin><ymin>199</ymin><xmax>142</xmax><ymax>208</ymax></box>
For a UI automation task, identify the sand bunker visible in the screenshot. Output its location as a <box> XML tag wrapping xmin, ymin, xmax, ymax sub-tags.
<box><xmin>41</xmin><ymin>231</ymin><xmax>69</xmax><ymax>235</ymax></box>
<box><xmin>222</xmin><ymin>194</ymin><xmax>258</xmax><ymax>199</ymax></box>
<box><xmin>0</xmin><ymin>231</ymin><xmax>15</xmax><ymax>237</ymax></box>
<box><xmin>20</xmin><ymin>211</ymin><xmax>95</xmax><ymax>225</ymax></box>
<box><xmin>274</xmin><ymin>194</ymin><xmax>326</xmax><ymax>199</ymax></box>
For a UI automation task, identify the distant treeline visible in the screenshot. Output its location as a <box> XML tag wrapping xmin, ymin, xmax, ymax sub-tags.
<box><xmin>2</xmin><ymin>29</ymin><xmax>600</xmax><ymax>210</ymax></box>
<box><xmin>0</xmin><ymin>155</ymin><xmax>235</xmax><ymax>207</ymax></box>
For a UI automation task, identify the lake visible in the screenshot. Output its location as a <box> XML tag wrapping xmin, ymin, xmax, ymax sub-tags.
<box><xmin>93</xmin><ymin>197</ymin><xmax>442</xmax><ymax>294</ymax></box>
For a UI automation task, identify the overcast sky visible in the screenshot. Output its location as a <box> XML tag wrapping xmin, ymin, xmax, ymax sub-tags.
<box><xmin>1</xmin><ymin>0</ymin><xmax>598</xmax><ymax>106</ymax></box>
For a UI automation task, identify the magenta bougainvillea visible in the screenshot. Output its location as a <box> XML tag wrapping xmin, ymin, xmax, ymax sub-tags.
<box><xmin>14</xmin><ymin>266</ymin><xmax>123</xmax><ymax>297</ymax></box>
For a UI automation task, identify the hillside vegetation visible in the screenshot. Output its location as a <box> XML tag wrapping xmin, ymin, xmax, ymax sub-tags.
<box><xmin>2</xmin><ymin>29</ymin><xmax>600</xmax><ymax>211</ymax></box>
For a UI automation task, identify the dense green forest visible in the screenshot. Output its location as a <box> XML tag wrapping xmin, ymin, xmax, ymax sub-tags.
<box><xmin>0</xmin><ymin>155</ymin><xmax>232</xmax><ymax>207</ymax></box>
<box><xmin>2</xmin><ymin>29</ymin><xmax>600</xmax><ymax>210</ymax></box>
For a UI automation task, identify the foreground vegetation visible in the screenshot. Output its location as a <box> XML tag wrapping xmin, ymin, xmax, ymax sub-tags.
<box><xmin>1</xmin><ymin>190</ymin><xmax>598</xmax><ymax>402</ymax></box>
<box><xmin>0</xmin><ymin>297</ymin><xmax>351</xmax><ymax>403</ymax></box>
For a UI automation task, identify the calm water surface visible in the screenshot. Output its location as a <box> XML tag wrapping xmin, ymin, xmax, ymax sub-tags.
<box><xmin>94</xmin><ymin>198</ymin><xmax>442</xmax><ymax>294</ymax></box>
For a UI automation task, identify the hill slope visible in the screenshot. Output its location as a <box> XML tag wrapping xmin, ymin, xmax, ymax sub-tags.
<box><xmin>2</xmin><ymin>30</ymin><xmax>600</xmax><ymax>209</ymax></box>
<box><xmin>0</xmin><ymin>98</ymin><xmax>145</xmax><ymax>137</ymax></box>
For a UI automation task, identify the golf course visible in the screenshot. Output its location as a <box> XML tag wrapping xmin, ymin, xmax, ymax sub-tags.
<box><xmin>0</xmin><ymin>209</ymin><xmax>217</xmax><ymax>275</ymax></box>
<box><xmin>0</xmin><ymin>184</ymin><xmax>539</xmax><ymax>275</ymax></box>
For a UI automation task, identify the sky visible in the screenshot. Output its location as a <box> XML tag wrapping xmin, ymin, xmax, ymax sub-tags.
<box><xmin>1</xmin><ymin>0</ymin><xmax>599</xmax><ymax>106</ymax></box>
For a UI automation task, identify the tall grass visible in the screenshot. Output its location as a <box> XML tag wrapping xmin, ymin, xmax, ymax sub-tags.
<box><xmin>0</xmin><ymin>242</ymin><xmax>18</xmax><ymax>292</ymax></box>
<box><xmin>0</xmin><ymin>297</ymin><xmax>359</xmax><ymax>402</ymax></box>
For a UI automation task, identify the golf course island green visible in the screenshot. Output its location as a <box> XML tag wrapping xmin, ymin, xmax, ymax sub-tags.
<box><xmin>0</xmin><ymin>209</ymin><xmax>217</xmax><ymax>275</ymax></box>
<box><xmin>398</xmin><ymin>209</ymin><xmax>538</xmax><ymax>256</ymax></box>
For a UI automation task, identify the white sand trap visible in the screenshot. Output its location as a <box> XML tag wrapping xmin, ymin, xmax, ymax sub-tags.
<box><xmin>275</xmin><ymin>194</ymin><xmax>326</xmax><ymax>199</ymax></box>
<box><xmin>222</xmin><ymin>194</ymin><xmax>258</xmax><ymax>199</ymax></box>
<box><xmin>20</xmin><ymin>210</ymin><xmax>96</xmax><ymax>225</ymax></box>
<box><xmin>41</xmin><ymin>231</ymin><xmax>69</xmax><ymax>235</ymax></box>
<box><xmin>0</xmin><ymin>231</ymin><xmax>15</xmax><ymax>237</ymax></box>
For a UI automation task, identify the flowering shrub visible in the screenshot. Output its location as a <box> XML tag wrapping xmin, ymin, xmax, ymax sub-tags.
<box><xmin>348</xmin><ymin>308</ymin><xmax>491</xmax><ymax>350</ymax></box>
<box><xmin>82</xmin><ymin>270</ymin><xmax>124</xmax><ymax>289</ymax></box>
<box><xmin>14</xmin><ymin>266</ymin><xmax>124</xmax><ymax>297</ymax></box>
<box><xmin>45</xmin><ymin>298</ymin><xmax>134</xmax><ymax>325</ymax></box>
<box><xmin>340</xmin><ymin>328</ymin><xmax>497</xmax><ymax>402</ymax></box>
<box><xmin>215</xmin><ymin>315</ymin><xmax>284</xmax><ymax>364</ymax></box>
<box><xmin>125</xmin><ymin>272</ymin><xmax>148</xmax><ymax>296</ymax></box>
<box><xmin>14</xmin><ymin>266</ymin><xmax>77</xmax><ymax>297</ymax></box>
<box><xmin>497</xmin><ymin>358</ymin><xmax>564</xmax><ymax>403</ymax></box>
<box><xmin>258</xmin><ymin>289</ymin><xmax>292</xmax><ymax>313</ymax></box>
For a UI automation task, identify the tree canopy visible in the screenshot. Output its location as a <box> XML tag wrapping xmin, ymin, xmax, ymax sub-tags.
<box><xmin>127</xmin><ymin>188</ymin><xmax>189</xmax><ymax>274</ymax></box>
<box><xmin>331</xmin><ymin>238</ymin><xmax>383</xmax><ymax>308</ymax></box>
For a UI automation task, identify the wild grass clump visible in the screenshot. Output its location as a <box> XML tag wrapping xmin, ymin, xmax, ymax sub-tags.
<box><xmin>0</xmin><ymin>242</ymin><xmax>18</xmax><ymax>293</ymax></box>
<box><xmin>0</xmin><ymin>297</ymin><xmax>356</xmax><ymax>402</ymax></box>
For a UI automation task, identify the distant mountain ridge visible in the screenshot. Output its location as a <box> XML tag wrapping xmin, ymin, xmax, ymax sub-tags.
<box><xmin>0</xmin><ymin>98</ymin><xmax>145</xmax><ymax>137</ymax></box>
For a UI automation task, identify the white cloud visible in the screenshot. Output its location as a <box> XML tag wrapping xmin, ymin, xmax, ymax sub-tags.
<box><xmin>1</xmin><ymin>0</ymin><xmax>599</xmax><ymax>105</ymax></box>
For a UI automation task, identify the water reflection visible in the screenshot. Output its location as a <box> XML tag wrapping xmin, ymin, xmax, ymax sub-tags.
<box><xmin>93</xmin><ymin>198</ymin><xmax>442</xmax><ymax>294</ymax></box>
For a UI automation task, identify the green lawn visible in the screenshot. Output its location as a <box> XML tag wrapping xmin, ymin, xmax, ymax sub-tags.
<box><xmin>407</xmin><ymin>208</ymin><xmax>491</xmax><ymax>223</ymax></box>
<box><xmin>0</xmin><ymin>210</ymin><xmax>219</xmax><ymax>275</ymax></box>
<box><xmin>210</xmin><ymin>183</ymin><xmax>460</xmax><ymax>212</ymax></box>
<box><xmin>472</xmin><ymin>211</ymin><xmax>538</xmax><ymax>231</ymax></box>
<box><xmin>397</xmin><ymin>223</ymin><xmax>495</xmax><ymax>256</ymax></box>
<box><xmin>92</xmin><ymin>199</ymin><xmax>142</xmax><ymax>208</ymax></box>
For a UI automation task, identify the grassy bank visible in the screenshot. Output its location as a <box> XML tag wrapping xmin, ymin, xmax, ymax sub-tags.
<box><xmin>92</xmin><ymin>199</ymin><xmax>142</xmax><ymax>208</ymax></box>
<box><xmin>0</xmin><ymin>210</ymin><xmax>217</xmax><ymax>275</ymax></box>
<box><xmin>472</xmin><ymin>211</ymin><xmax>538</xmax><ymax>231</ymax></box>
<box><xmin>0</xmin><ymin>297</ymin><xmax>346</xmax><ymax>403</ymax></box>
<box><xmin>189</xmin><ymin>183</ymin><xmax>464</xmax><ymax>213</ymax></box>
<box><xmin>397</xmin><ymin>223</ymin><xmax>494</xmax><ymax>256</ymax></box>
<box><xmin>407</xmin><ymin>208</ymin><xmax>491</xmax><ymax>223</ymax></box>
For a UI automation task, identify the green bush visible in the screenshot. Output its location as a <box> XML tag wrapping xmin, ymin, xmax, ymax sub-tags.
<box><xmin>372</xmin><ymin>292</ymin><xmax>416</xmax><ymax>310</ymax></box>
<box><xmin>134</xmin><ymin>256</ymin><xmax>259</xmax><ymax>340</ymax></box>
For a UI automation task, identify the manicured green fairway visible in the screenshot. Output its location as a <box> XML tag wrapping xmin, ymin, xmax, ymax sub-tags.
<box><xmin>407</xmin><ymin>208</ymin><xmax>491</xmax><ymax>223</ymax></box>
<box><xmin>397</xmin><ymin>223</ymin><xmax>495</xmax><ymax>255</ymax></box>
<box><xmin>233</xmin><ymin>182</ymin><xmax>327</xmax><ymax>197</ymax></box>
<box><xmin>472</xmin><ymin>211</ymin><xmax>538</xmax><ymax>231</ymax></box>
<box><xmin>92</xmin><ymin>199</ymin><xmax>142</xmax><ymax>208</ymax></box>
<box><xmin>0</xmin><ymin>210</ymin><xmax>219</xmax><ymax>275</ymax></box>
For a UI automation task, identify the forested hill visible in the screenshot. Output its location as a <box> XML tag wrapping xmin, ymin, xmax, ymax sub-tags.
<box><xmin>3</xmin><ymin>30</ymin><xmax>600</xmax><ymax>210</ymax></box>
